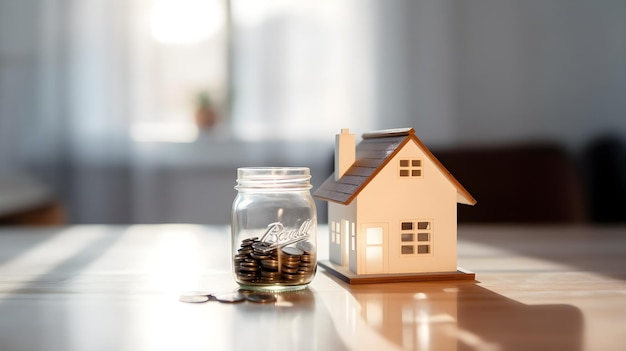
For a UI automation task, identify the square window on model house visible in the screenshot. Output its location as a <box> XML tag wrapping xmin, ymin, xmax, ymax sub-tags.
<box><xmin>399</xmin><ymin>159</ymin><xmax>423</xmax><ymax>178</ymax></box>
<box><xmin>401</xmin><ymin>245</ymin><xmax>414</xmax><ymax>254</ymax></box>
<box><xmin>400</xmin><ymin>220</ymin><xmax>432</xmax><ymax>255</ymax></box>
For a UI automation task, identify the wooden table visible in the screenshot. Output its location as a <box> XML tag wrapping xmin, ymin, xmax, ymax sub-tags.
<box><xmin>0</xmin><ymin>224</ymin><xmax>624</xmax><ymax>351</ymax></box>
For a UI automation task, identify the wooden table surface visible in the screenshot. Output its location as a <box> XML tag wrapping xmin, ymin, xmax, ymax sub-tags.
<box><xmin>0</xmin><ymin>224</ymin><xmax>624</xmax><ymax>351</ymax></box>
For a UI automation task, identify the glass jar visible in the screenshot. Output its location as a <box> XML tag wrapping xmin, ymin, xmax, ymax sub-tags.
<box><xmin>231</xmin><ymin>167</ymin><xmax>317</xmax><ymax>291</ymax></box>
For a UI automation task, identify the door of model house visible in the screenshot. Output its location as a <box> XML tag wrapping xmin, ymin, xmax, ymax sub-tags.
<box><xmin>362</xmin><ymin>223</ymin><xmax>388</xmax><ymax>274</ymax></box>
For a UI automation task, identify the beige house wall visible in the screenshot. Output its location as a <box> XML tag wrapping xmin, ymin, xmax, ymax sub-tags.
<box><xmin>356</xmin><ymin>140</ymin><xmax>458</xmax><ymax>274</ymax></box>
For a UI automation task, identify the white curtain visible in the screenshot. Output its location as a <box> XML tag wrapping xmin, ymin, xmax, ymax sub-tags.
<box><xmin>230</xmin><ymin>0</ymin><xmax>378</xmax><ymax>141</ymax></box>
<box><xmin>13</xmin><ymin>0</ymin><xmax>378</xmax><ymax>223</ymax></box>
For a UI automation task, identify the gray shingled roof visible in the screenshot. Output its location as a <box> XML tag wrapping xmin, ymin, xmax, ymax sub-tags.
<box><xmin>313</xmin><ymin>128</ymin><xmax>476</xmax><ymax>206</ymax></box>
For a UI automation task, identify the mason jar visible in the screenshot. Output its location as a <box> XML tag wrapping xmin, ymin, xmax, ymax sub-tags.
<box><xmin>231</xmin><ymin>167</ymin><xmax>317</xmax><ymax>291</ymax></box>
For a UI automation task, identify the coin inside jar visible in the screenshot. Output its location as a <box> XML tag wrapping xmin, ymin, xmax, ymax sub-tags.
<box><xmin>237</xmin><ymin>247</ymin><xmax>253</xmax><ymax>255</ymax></box>
<box><xmin>260</xmin><ymin>270</ymin><xmax>282</xmax><ymax>278</ymax></box>
<box><xmin>296</xmin><ymin>241</ymin><xmax>314</xmax><ymax>254</ymax></box>
<box><xmin>241</xmin><ymin>237</ymin><xmax>258</xmax><ymax>246</ymax></box>
<box><xmin>261</xmin><ymin>259</ymin><xmax>279</xmax><ymax>269</ymax></box>
<box><xmin>233</xmin><ymin>234</ymin><xmax>316</xmax><ymax>289</ymax></box>
<box><xmin>281</xmin><ymin>247</ymin><xmax>304</xmax><ymax>256</ymax></box>
<box><xmin>250</xmin><ymin>252</ymin><xmax>271</xmax><ymax>260</ymax></box>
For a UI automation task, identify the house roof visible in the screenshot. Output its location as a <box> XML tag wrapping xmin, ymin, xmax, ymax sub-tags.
<box><xmin>313</xmin><ymin>128</ymin><xmax>477</xmax><ymax>206</ymax></box>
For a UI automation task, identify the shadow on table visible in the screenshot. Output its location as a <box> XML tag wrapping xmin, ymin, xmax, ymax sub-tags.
<box><xmin>337</xmin><ymin>279</ymin><xmax>582</xmax><ymax>351</ymax></box>
<box><xmin>459</xmin><ymin>225</ymin><xmax>626</xmax><ymax>282</ymax></box>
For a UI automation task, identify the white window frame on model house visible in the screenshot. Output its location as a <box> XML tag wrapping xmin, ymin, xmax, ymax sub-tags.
<box><xmin>330</xmin><ymin>221</ymin><xmax>341</xmax><ymax>245</ymax></box>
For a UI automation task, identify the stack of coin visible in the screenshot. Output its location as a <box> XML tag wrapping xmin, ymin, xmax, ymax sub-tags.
<box><xmin>234</xmin><ymin>237</ymin><xmax>260</xmax><ymax>281</ymax></box>
<box><xmin>296</xmin><ymin>241</ymin><xmax>316</xmax><ymax>277</ymax></box>
<box><xmin>280</xmin><ymin>247</ymin><xmax>303</xmax><ymax>282</ymax></box>
<box><xmin>256</xmin><ymin>248</ymin><xmax>280</xmax><ymax>283</ymax></box>
<box><xmin>234</xmin><ymin>237</ymin><xmax>316</xmax><ymax>285</ymax></box>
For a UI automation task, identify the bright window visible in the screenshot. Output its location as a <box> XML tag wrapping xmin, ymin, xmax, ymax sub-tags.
<box><xmin>129</xmin><ymin>1</ymin><xmax>376</xmax><ymax>143</ymax></box>
<box><xmin>230</xmin><ymin>0</ymin><xmax>376</xmax><ymax>141</ymax></box>
<box><xmin>130</xmin><ymin>0</ymin><xmax>228</xmax><ymax>143</ymax></box>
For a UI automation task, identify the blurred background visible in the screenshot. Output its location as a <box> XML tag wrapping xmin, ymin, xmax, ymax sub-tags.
<box><xmin>1</xmin><ymin>0</ymin><xmax>624</xmax><ymax>225</ymax></box>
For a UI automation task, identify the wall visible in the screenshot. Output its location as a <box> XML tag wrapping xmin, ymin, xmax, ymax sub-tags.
<box><xmin>1</xmin><ymin>0</ymin><xmax>624</xmax><ymax>223</ymax></box>
<box><xmin>372</xmin><ymin>1</ymin><xmax>626</xmax><ymax>149</ymax></box>
<box><xmin>452</xmin><ymin>1</ymin><xmax>626</xmax><ymax>148</ymax></box>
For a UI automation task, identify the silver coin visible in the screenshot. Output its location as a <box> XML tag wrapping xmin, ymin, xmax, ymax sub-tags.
<box><xmin>282</xmin><ymin>247</ymin><xmax>304</xmax><ymax>256</ymax></box>
<box><xmin>215</xmin><ymin>292</ymin><xmax>246</xmax><ymax>303</ymax></box>
<box><xmin>245</xmin><ymin>293</ymin><xmax>277</xmax><ymax>303</ymax></box>
<box><xmin>296</xmin><ymin>241</ymin><xmax>314</xmax><ymax>253</ymax></box>
<box><xmin>179</xmin><ymin>294</ymin><xmax>211</xmax><ymax>303</ymax></box>
<box><xmin>181</xmin><ymin>290</ymin><xmax>214</xmax><ymax>296</ymax></box>
<box><xmin>252</xmin><ymin>242</ymin><xmax>274</xmax><ymax>253</ymax></box>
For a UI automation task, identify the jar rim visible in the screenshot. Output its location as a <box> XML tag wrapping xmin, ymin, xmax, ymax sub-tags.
<box><xmin>237</xmin><ymin>167</ymin><xmax>309</xmax><ymax>176</ymax></box>
<box><xmin>235</xmin><ymin>167</ymin><xmax>312</xmax><ymax>190</ymax></box>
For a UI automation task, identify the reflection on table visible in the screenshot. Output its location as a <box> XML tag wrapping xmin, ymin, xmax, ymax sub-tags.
<box><xmin>0</xmin><ymin>224</ymin><xmax>624</xmax><ymax>351</ymax></box>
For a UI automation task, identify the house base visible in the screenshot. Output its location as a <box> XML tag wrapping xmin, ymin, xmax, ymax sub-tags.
<box><xmin>318</xmin><ymin>260</ymin><xmax>475</xmax><ymax>284</ymax></box>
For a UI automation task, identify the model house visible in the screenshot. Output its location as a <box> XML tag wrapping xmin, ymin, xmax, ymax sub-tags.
<box><xmin>314</xmin><ymin>128</ymin><xmax>476</xmax><ymax>279</ymax></box>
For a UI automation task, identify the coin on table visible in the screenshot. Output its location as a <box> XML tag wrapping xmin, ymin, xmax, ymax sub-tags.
<box><xmin>215</xmin><ymin>292</ymin><xmax>246</xmax><ymax>303</ymax></box>
<box><xmin>245</xmin><ymin>293</ymin><xmax>277</xmax><ymax>303</ymax></box>
<box><xmin>179</xmin><ymin>293</ymin><xmax>211</xmax><ymax>303</ymax></box>
<box><xmin>181</xmin><ymin>290</ymin><xmax>214</xmax><ymax>296</ymax></box>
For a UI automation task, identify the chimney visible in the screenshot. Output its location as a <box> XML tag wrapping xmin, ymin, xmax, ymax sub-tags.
<box><xmin>335</xmin><ymin>128</ymin><xmax>355</xmax><ymax>180</ymax></box>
